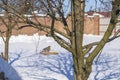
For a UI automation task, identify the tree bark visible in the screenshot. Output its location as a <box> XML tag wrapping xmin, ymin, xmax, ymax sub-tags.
<box><xmin>4</xmin><ymin>29</ymin><xmax>10</xmax><ymax>62</ymax></box>
<box><xmin>71</xmin><ymin>0</ymin><xmax>89</xmax><ymax>80</ymax></box>
<box><xmin>73</xmin><ymin>54</ymin><xmax>91</xmax><ymax>80</ymax></box>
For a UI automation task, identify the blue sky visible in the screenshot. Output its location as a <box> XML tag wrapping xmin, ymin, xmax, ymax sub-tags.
<box><xmin>64</xmin><ymin>0</ymin><xmax>102</xmax><ymax>13</ymax></box>
<box><xmin>85</xmin><ymin>0</ymin><xmax>112</xmax><ymax>12</ymax></box>
<box><xmin>85</xmin><ymin>0</ymin><xmax>101</xmax><ymax>12</ymax></box>
<box><xmin>63</xmin><ymin>0</ymin><xmax>111</xmax><ymax>15</ymax></box>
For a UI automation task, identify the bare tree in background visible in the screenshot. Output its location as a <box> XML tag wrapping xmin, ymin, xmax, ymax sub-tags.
<box><xmin>0</xmin><ymin>0</ymin><xmax>20</xmax><ymax>62</ymax></box>
<box><xmin>0</xmin><ymin>0</ymin><xmax>120</xmax><ymax>80</ymax></box>
<box><xmin>0</xmin><ymin>0</ymin><xmax>35</xmax><ymax>62</ymax></box>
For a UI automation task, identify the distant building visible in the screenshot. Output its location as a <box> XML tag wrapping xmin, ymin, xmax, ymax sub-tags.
<box><xmin>87</xmin><ymin>11</ymin><xmax>120</xmax><ymax>35</ymax></box>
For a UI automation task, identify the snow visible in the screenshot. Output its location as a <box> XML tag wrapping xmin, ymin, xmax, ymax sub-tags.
<box><xmin>0</xmin><ymin>34</ymin><xmax>120</xmax><ymax>80</ymax></box>
<box><xmin>0</xmin><ymin>57</ymin><xmax>21</xmax><ymax>80</ymax></box>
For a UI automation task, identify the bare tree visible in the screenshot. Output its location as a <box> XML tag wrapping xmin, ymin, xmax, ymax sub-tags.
<box><xmin>0</xmin><ymin>0</ymin><xmax>120</xmax><ymax>80</ymax></box>
<box><xmin>0</xmin><ymin>0</ymin><xmax>19</xmax><ymax>62</ymax></box>
<box><xmin>0</xmin><ymin>0</ymin><xmax>37</xmax><ymax>62</ymax></box>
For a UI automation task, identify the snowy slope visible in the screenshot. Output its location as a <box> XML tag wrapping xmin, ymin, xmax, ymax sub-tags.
<box><xmin>0</xmin><ymin>57</ymin><xmax>21</xmax><ymax>80</ymax></box>
<box><xmin>0</xmin><ymin>34</ymin><xmax>120</xmax><ymax>80</ymax></box>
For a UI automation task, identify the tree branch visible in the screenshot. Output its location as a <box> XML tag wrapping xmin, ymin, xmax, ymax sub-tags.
<box><xmin>53</xmin><ymin>34</ymin><xmax>72</xmax><ymax>52</ymax></box>
<box><xmin>0</xmin><ymin>30</ymin><xmax>6</xmax><ymax>43</ymax></box>
<box><xmin>0</xmin><ymin>16</ymin><xmax>8</xmax><ymax>27</ymax></box>
<box><xmin>83</xmin><ymin>31</ymin><xmax>120</xmax><ymax>50</ymax></box>
<box><xmin>50</xmin><ymin>12</ymin><xmax>71</xmax><ymax>52</ymax></box>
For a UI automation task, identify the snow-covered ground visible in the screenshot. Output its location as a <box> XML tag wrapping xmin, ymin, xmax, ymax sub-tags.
<box><xmin>0</xmin><ymin>34</ymin><xmax>120</xmax><ymax>80</ymax></box>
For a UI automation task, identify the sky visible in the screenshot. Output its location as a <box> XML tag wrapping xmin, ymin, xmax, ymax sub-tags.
<box><xmin>85</xmin><ymin>0</ymin><xmax>100</xmax><ymax>12</ymax></box>
<box><xmin>86</xmin><ymin>0</ymin><xmax>112</xmax><ymax>12</ymax></box>
<box><xmin>64</xmin><ymin>0</ymin><xmax>111</xmax><ymax>13</ymax></box>
<box><xmin>63</xmin><ymin>0</ymin><xmax>103</xmax><ymax>15</ymax></box>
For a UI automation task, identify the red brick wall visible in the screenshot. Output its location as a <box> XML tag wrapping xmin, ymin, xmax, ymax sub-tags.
<box><xmin>84</xmin><ymin>15</ymin><xmax>99</xmax><ymax>35</ymax></box>
<box><xmin>0</xmin><ymin>15</ymin><xmax>99</xmax><ymax>36</ymax></box>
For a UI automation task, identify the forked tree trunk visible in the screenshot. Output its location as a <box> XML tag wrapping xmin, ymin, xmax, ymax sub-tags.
<box><xmin>71</xmin><ymin>0</ymin><xmax>87</xmax><ymax>80</ymax></box>
<box><xmin>73</xmin><ymin>58</ymin><xmax>85</xmax><ymax>80</ymax></box>
<box><xmin>73</xmin><ymin>53</ymin><xmax>91</xmax><ymax>80</ymax></box>
<box><xmin>71</xmin><ymin>0</ymin><xmax>119</xmax><ymax>80</ymax></box>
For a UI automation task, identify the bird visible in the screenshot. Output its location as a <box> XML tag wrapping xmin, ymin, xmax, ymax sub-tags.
<box><xmin>42</xmin><ymin>46</ymin><xmax>51</xmax><ymax>52</ymax></box>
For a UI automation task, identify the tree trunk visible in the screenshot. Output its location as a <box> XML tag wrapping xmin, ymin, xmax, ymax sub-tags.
<box><xmin>71</xmin><ymin>0</ymin><xmax>89</xmax><ymax>80</ymax></box>
<box><xmin>73</xmin><ymin>53</ymin><xmax>91</xmax><ymax>80</ymax></box>
<box><xmin>4</xmin><ymin>30</ymin><xmax>10</xmax><ymax>62</ymax></box>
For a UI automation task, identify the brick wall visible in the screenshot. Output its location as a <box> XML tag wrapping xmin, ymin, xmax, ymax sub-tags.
<box><xmin>84</xmin><ymin>14</ymin><xmax>99</xmax><ymax>35</ymax></box>
<box><xmin>0</xmin><ymin>15</ymin><xmax>100</xmax><ymax>36</ymax></box>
